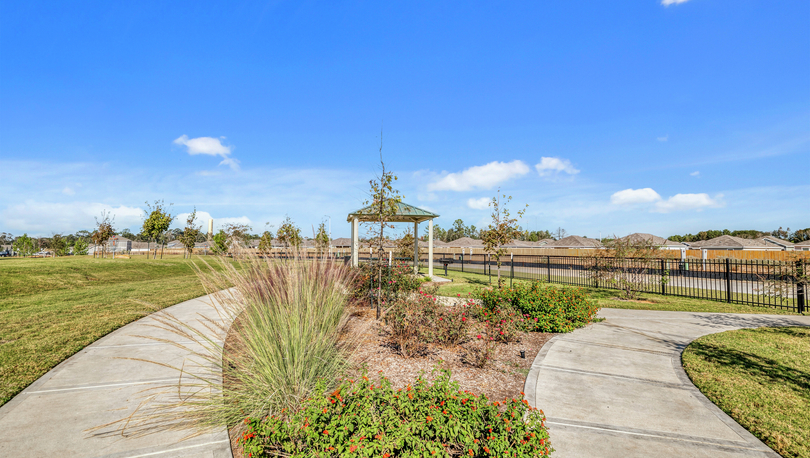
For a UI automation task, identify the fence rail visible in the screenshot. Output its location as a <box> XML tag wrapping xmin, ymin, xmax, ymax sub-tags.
<box><xmin>422</xmin><ymin>252</ymin><xmax>807</xmax><ymax>314</ymax></box>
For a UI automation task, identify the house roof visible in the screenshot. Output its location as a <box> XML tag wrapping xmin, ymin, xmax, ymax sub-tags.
<box><xmin>795</xmin><ymin>240</ymin><xmax>810</xmax><ymax>247</ymax></box>
<box><xmin>759</xmin><ymin>236</ymin><xmax>795</xmax><ymax>248</ymax></box>
<box><xmin>332</xmin><ymin>237</ymin><xmax>352</xmax><ymax>247</ymax></box>
<box><xmin>688</xmin><ymin>235</ymin><xmax>778</xmax><ymax>250</ymax></box>
<box><xmin>544</xmin><ymin>235</ymin><xmax>602</xmax><ymax>248</ymax></box>
<box><xmin>444</xmin><ymin>237</ymin><xmax>484</xmax><ymax>248</ymax></box>
<box><xmin>347</xmin><ymin>202</ymin><xmax>439</xmax><ymax>223</ymax></box>
<box><xmin>619</xmin><ymin>233</ymin><xmax>684</xmax><ymax>247</ymax></box>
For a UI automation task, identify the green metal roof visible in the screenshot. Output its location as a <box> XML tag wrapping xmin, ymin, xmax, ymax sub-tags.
<box><xmin>347</xmin><ymin>202</ymin><xmax>439</xmax><ymax>223</ymax></box>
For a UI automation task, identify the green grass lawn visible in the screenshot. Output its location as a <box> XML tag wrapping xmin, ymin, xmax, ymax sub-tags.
<box><xmin>682</xmin><ymin>327</ymin><xmax>810</xmax><ymax>458</ymax></box>
<box><xmin>423</xmin><ymin>267</ymin><xmax>805</xmax><ymax>315</ymax></box>
<box><xmin>0</xmin><ymin>255</ymin><xmax>218</xmax><ymax>406</ymax></box>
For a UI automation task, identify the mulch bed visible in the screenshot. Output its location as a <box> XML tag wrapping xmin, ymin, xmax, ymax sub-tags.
<box><xmin>345</xmin><ymin>306</ymin><xmax>554</xmax><ymax>403</ymax></box>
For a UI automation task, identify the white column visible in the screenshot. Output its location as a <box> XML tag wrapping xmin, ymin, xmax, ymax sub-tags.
<box><xmin>389</xmin><ymin>251</ymin><xmax>392</xmax><ymax>266</ymax></box>
<box><xmin>428</xmin><ymin>219</ymin><xmax>434</xmax><ymax>277</ymax></box>
<box><xmin>351</xmin><ymin>217</ymin><xmax>359</xmax><ymax>267</ymax></box>
<box><xmin>413</xmin><ymin>221</ymin><xmax>419</xmax><ymax>274</ymax></box>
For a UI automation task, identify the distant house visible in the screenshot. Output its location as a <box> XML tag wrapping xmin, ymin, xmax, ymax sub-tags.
<box><xmin>687</xmin><ymin>235</ymin><xmax>782</xmax><ymax>251</ymax></box>
<box><xmin>794</xmin><ymin>240</ymin><xmax>810</xmax><ymax>252</ymax></box>
<box><xmin>444</xmin><ymin>237</ymin><xmax>484</xmax><ymax>249</ymax></box>
<box><xmin>759</xmin><ymin>236</ymin><xmax>795</xmax><ymax>251</ymax></box>
<box><xmin>166</xmin><ymin>240</ymin><xmax>184</xmax><ymax>249</ymax></box>
<box><xmin>617</xmin><ymin>233</ymin><xmax>686</xmax><ymax>250</ymax></box>
<box><xmin>544</xmin><ymin>235</ymin><xmax>602</xmax><ymax>249</ymax></box>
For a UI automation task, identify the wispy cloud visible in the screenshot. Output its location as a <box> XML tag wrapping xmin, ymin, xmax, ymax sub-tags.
<box><xmin>535</xmin><ymin>157</ymin><xmax>579</xmax><ymax>177</ymax></box>
<box><xmin>467</xmin><ymin>197</ymin><xmax>490</xmax><ymax>210</ymax></box>
<box><xmin>661</xmin><ymin>0</ymin><xmax>689</xmax><ymax>6</ymax></box>
<box><xmin>62</xmin><ymin>187</ymin><xmax>75</xmax><ymax>196</ymax></box>
<box><xmin>690</xmin><ymin>171</ymin><xmax>700</xmax><ymax>177</ymax></box>
<box><xmin>653</xmin><ymin>193</ymin><xmax>723</xmax><ymax>213</ymax></box>
<box><xmin>427</xmin><ymin>160</ymin><xmax>530</xmax><ymax>192</ymax></box>
<box><xmin>657</xmin><ymin>135</ymin><xmax>668</xmax><ymax>142</ymax></box>
<box><xmin>610</xmin><ymin>188</ymin><xmax>662</xmax><ymax>205</ymax></box>
<box><xmin>173</xmin><ymin>135</ymin><xmax>240</xmax><ymax>170</ymax></box>
<box><xmin>1</xmin><ymin>201</ymin><xmax>144</xmax><ymax>234</ymax></box>
<box><xmin>611</xmin><ymin>187</ymin><xmax>723</xmax><ymax>213</ymax></box>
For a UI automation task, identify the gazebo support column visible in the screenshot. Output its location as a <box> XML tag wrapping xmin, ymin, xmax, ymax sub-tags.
<box><xmin>351</xmin><ymin>217</ymin><xmax>359</xmax><ymax>267</ymax></box>
<box><xmin>413</xmin><ymin>221</ymin><xmax>419</xmax><ymax>274</ymax></box>
<box><xmin>428</xmin><ymin>219</ymin><xmax>434</xmax><ymax>277</ymax></box>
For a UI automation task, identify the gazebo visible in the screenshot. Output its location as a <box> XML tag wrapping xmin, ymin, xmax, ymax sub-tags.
<box><xmin>347</xmin><ymin>202</ymin><xmax>439</xmax><ymax>276</ymax></box>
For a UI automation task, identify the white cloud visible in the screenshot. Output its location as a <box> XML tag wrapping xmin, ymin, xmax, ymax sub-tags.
<box><xmin>1</xmin><ymin>201</ymin><xmax>144</xmax><ymax>234</ymax></box>
<box><xmin>661</xmin><ymin>0</ymin><xmax>689</xmax><ymax>5</ymax></box>
<box><xmin>610</xmin><ymin>188</ymin><xmax>662</xmax><ymax>205</ymax></box>
<box><xmin>427</xmin><ymin>160</ymin><xmax>530</xmax><ymax>192</ymax></box>
<box><xmin>657</xmin><ymin>135</ymin><xmax>668</xmax><ymax>142</ymax></box>
<box><xmin>467</xmin><ymin>197</ymin><xmax>491</xmax><ymax>210</ymax></box>
<box><xmin>173</xmin><ymin>135</ymin><xmax>239</xmax><ymax>171</ymax></box>
<box><xmin>62</xmin><ymin>187</ymin><xmax>75</xmax><ymax>196</ymax></box>
<box><xmin>172</xmin><ymin>211</ymin><xmax>253</xmax><ymax>232</ymax></box>
<box><xmin>690</xmin><ymin>171</ymin><xmax>700</xmax><ymax>177</ymax></box>
<box><xmin>654</xmin><ymin>193</ymin><xmax>723</xmax><ymax>213</ymax></box>
<box><xmin>535</xmin><ymin>157</ymin><xmax>579</xmax><ymax>176</ymax></box>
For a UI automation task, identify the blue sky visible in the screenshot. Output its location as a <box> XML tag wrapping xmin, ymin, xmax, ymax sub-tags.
<box><xmin>1</xmin><ymin>0</ymin><xmax>808</xmax><ymax>238</ymax></box>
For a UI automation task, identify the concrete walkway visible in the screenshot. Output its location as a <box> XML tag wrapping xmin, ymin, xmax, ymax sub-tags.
<box><xmin>524</xmin><ymin>308</ymin><xmax>810</xmax><ymax>458</ymax></box>
<box><xmin>0</xmin><ymin>294</ymin><xmax>233</xmax><ymax>458</ymax></box>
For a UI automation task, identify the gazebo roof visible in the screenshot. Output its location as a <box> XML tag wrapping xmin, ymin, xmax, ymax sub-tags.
<box><xmin>347</xmin><ymin>202</ymin><xmax>439</xmax><ymax>223</ymax></box>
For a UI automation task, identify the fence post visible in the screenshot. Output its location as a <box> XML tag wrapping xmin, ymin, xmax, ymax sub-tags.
<box><xmin>510</xmin><ymin>253</ymin><xmax>514</xmax><ymax>288</ymax></box>
<box><xmin>547</xmin><ymin>256</ymin><xmax>551</xmax><ymax>283</ymax></box>
<box><xmin>461</xmin><ymin>252</ymin><xmax>464</xmax><ymax>273</ymax></box>
<box><xmin>661</xmin><ymin>259</ymin><xmax>666</xmax><ymax>296</ymax></box>
<box><xmin>725</xmin><ymin>258</ymin><xmax>732</xmax><ymax>303</ymax></box>
<box><xmin>797</xmin><ymin>260</ymin><xmax>805</xmax><ymax>314</ymax></box>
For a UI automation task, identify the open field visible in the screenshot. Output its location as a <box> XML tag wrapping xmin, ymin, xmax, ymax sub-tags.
<box><xmin>682</xmin><ymin>327</ymin><xmax>810</xmax><ymax>458</ymax></box>
<box><xmin>422</xmin><ymin>267</ymin><xmax>807</xmax><ymax>315</ymax></box>
<box><xmin>0</xmin><ymin>255</ymin><xmax>220</xmax><ymax>406</ymax></box>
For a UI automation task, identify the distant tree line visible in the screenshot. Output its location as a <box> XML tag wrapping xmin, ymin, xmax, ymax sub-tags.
<box><xmin>667</xmin><ymin>227</ymin><xmax>810</xmax><ymax>243</ymax></box>
<box><xmin>428</xmin><ymin>219</ymin><xmax>555</xmax><ymax>243</ymax></box>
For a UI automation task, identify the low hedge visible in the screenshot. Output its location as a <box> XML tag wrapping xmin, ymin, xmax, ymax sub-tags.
<box><xmin>240</xmin><ymin>370</ymin><xmax>552</xmax><ymax>457</ymax></box>
<box><xmin>476</xmin><ymin>282</ymin><xmax>599</xmax><ymax>333</ymax></box>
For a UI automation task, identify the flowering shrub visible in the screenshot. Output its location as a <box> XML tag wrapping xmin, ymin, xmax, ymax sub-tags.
<box><xmin>387</xmin><ymin>290</ymin><xmax>470</xmax><ymax>356</ymax></box>
<box><xmin>240</xmin><ymin>369</ymin><xmax>552</xmax><ymax>457</ymax></box>
<box><xmin>351</xmin><ymin>261</ymin><xmax>422</xmax><ymax>306</ymax></box>
<box><xmin>476</xmin><ymin>282</ymin><xmax>599</xmax><ymax>333</ymax></box>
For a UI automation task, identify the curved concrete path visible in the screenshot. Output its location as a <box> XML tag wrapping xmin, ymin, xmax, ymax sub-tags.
<box><xmin>0</xmin><ymin>294</ymin><xmax>233</xmax><ymax>458</ymax></box>
<box><xmin>524</xmin><ymin>308</ymin><xmax>810</xmax><ymax>457</ymax></box>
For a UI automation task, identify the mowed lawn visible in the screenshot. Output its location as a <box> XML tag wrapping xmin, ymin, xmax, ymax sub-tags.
<box><xmin>683</xmin><ymin>327</ymin><xmax>810</xmax><ymax>458</ymax></box>
<box><xmin>0</xmin><ymin>255</ymin><xmax>218</xmax><ymax>406</ymax></box>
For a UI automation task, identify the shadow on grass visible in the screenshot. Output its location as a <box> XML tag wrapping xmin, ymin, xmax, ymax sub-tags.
<box><xmin>687</xmin><ymin>327</ymin><xmax>810</xmax><ymax>391</ymax></box>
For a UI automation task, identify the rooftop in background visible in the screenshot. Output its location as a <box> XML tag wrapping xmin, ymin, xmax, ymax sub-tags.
<box><xmin>687</xmin><ymin>235</ymin><xmax>784</xmax><ymax>251</ymax></box>
<box><xmin>544</xmin><ymin>235</ymin><xmax>602</xmax><ymax>249</ymax></box>
<box><xmin>618</xmin><ymin>233</ymin><xmax>685</xmax><ymax>248</ymax></box>
<box><xmin>347</xmin><ymin>202</ymin><xmax>439</xmax><ymax>223</ymax></box>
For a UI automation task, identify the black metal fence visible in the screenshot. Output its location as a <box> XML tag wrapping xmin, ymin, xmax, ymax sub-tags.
<box><xmin>421</xmin><ymin>252</ymin><xmax>807</xmax><ymax>313</ymax></box>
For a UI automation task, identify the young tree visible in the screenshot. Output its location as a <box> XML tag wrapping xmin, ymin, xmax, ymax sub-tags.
<box><xmin>358</xmin><ymin>132</ymin><xmax>403</xmax><ymax>319</ymax></box>
<box><xmin>554</xmin><ymin>227</ymin><xmax>568</xmax><ymax>240</ymax></box>
<box><xmin>92</xmin><ymin>211</ymin><xmax>116</xmax><ymax>258</ymax></box>
<box><xmin>314</xmin><ymin>221</ymin><xmax>330</xmax><ymax>256</ymax></box>
<box><xmin>257</xmin><ymin>230</ymin><xmax>275</xmax><ymax>253</ymax></box>
<box><xmin>481</xmin><ymin>189</ymin><xmax>527</xmax><ymax>287</ymax></box>
<box><xmin>142</xmin><ymin>200</ymin><xmax>174</xmax><ymax>259</ymax></box>
<box><xmin>51</xmin><ymin>233</ymin><xmax>69</xmax><ymax>257</ymax></box>
<box><xmin>277</xmin><ymin>216</ymin><xmax>302</xmax><ymax>253</ymax></box>
<box><xmin>73</xmin><ymin>238</ymin><xmax>89</xmax><ymax>256</ymax></box>
<box><xmin>12</xmin><ymin>234</ymin><xmax>35</xmax><ymax>257</ymax></box>
<box><xmin>179</xmin><ymin>208</ymin><xmax>202</xmax><ymax>259</ymax></box>
<box><xmin>396</xmin><ymin>231</ymin><xmax>415</xmax><ymax>260</ymax></box>
<box><xmin>211</xmin><ymin>230</ymin><xmax>229</xmax><ymax>254</ymax></box>
<box><xmin>587</xmin><ymin>235</ymin><xmax>662</xmax><ymax>300</ymax></box>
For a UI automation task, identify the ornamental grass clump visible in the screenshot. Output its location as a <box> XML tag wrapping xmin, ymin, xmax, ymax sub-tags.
<box><xmin>240</xmin><ymin>369</ymin><xmax>552</xmax><ymax>458</ymax></box>
<box><xmin>98</xmin><ymin>249</ymin><xmax>358</xmax><ymax>438</ymax></box>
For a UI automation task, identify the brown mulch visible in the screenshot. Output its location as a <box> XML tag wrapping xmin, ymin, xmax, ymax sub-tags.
<box><xmin>345</xmin><ymin>306</ymin><xmax>554</xmax><ymax>403</ymax></box>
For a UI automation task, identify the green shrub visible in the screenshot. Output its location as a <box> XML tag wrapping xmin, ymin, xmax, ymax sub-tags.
<box><xmin>352</xmin><ymin>261</ymin><xmax>422</xmax><ymax>306</ymax></box>
<box><xmin>240</xmin><ymin>369</ymin><xmax>552</xmax><ymax>457</ymax></box>
<box><xmin>387</xmin><ymin>290</ymin><xmax>471</xmax><ymax>356</ymax></box>
<box><xmin>476</xmin><ymin>282</ymin><xmax>598</xmax><ymax>333</ymax></box>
